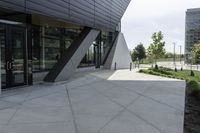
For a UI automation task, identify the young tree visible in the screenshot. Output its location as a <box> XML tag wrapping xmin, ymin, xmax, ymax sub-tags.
<box><xmin>131</xmin><ymin>43</ymin><xmax>146</xmax><ymax>63</ymax></box>
<box><xmin>147</xmin><ymin>31</ymin><xmax>165</xmax><ymax>65</ymax></box>
<box><xmin>191</xmin><ymin>41</ymin><xmax>200</xmax><ymax>63</ymax></box>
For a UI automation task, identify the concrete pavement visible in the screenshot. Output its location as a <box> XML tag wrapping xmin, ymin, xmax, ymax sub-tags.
<box><xmin>0</xmin><ymin>69</ymin><xmax>186</xmax><ymax>133</ymax></box>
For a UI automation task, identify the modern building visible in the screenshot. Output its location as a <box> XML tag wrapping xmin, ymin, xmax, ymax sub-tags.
<box><xmin>185</xmin><ymin>8</ymin><xmax>200</xmax><ymax>62</ymax></box>
<box><xmin>0</xmin><ymin>0</ymin><xmax>132</xmax><ymax>92</ymax></box>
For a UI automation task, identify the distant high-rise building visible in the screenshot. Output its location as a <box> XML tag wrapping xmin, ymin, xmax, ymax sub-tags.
<box><xmin>185</xmin><ymin>8</ymin><xmax>200</xmax><ymax>62</ymax></box>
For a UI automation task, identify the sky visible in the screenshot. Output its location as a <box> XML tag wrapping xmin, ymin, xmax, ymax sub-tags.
<box><xmin>121</xmin><ymin>0</ymin><xmax>200</xmax><ymax>54</ymax></box>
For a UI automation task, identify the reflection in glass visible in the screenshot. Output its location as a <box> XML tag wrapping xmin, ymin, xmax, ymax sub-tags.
<box><xmin>185</xmin><ymin>10</ymin><xmax>200</xmax><ymax>62</ymax></box>
<box><xmin>0</xmin><ymin>27</ymin><xmax>6</xmax><ymax>87</ymax></box>
<box><xmin>12</xmin><ymin>30</ymin><xmax>25</xmax><ymax>84</ymax></box>
<box><xmin>79</xmin><ymin>44</ymin><xmax>95</xmax><ymax>67</ymax></box>
<box><xmin>32</xmin><ymin>25</ymin><xmax>82</xmax><ymax>72</ymax></box>
<box><xmin>79</xmin><ymin>31</ymin><xmax>116</xmax><ymax>68</ymax></box>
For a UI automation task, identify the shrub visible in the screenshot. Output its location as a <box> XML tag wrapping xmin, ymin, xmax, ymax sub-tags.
<box><xmin>191</xmin><ymin>128</ymin><xmax>200</xmax><ymax>133</ymax></box>
<box><xmin>185</xmin><ymin>78</ymin><xmax>191</xmax><ymax>82</ymax></box>
<box><xmin>167</xmin><ymin>75</ymin><xmax>172</xmax><ymax>78</ymax></box>
<box><xmin>155</xmin><ymin>64</ymin><xmax>158</xmax><ymax>69</ymax></box>
<box><xmin>191</xmin><ymin>87</ymin><xmax>200</xmax><ymax>98</ymax></box>
<box><xmin>191</xmin><ymin>70</ymin><xmax>195</xmax><ymax>76</ymax></box>
<box><xmin>139</xmin><ymin>69</ymin><xmax>144</xmax><ymax>73</ymax></box>
<box><xmin>149</xmin><ymin>70</ymin><xmax>155</xmax><ymax>75</ymax></box>
<box><xmin>161</xmin><ymin>67</ymin><xmax>173</xmax><ymax>71</ymax></box>
<box><xmin>187</xmin><ymin>80</ymin><xmax>200</xmax><ymax>98</ymax></box>
<box><xmin>150</xmin><ymin>68</ymin><xmax>172</xmax><ymax>75</ymax></box>
<box><xmin>167</xmin><ymin>75</ymin><xmax>173</xmax><ymax>78</ymax></box>
<box><xmin>187</xmin><ymin>80</ymin><xmax>199</xmax><ymax>88</ymax></box>
<box><xmin>180</xmin><ymin>78</ymin><xmax>185</xmax><ymax>80</ymax></box>
<box><xmin>175</xmin><ymin>68</ymin><xmax>177</xmax><ymax>72</ymax></box>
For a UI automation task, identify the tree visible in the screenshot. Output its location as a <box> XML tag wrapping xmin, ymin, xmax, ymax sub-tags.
<box><xmin>191</xmin><ymin>41</ymin><xmax>200</xmax><ymax>63</ymax></box>
<box><xmin>131</xmin><ymin>43</ymin><xmax>146</xmax><ymax>63</ymax></box>
<box><xmin>147</xmin><ymin>31</ymin><xmax>165</xmax><ymax>65</ymax></box>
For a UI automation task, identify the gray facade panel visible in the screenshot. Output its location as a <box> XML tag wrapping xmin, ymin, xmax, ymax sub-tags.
<box><xmin>0</xmin><ymin>0</ymin><xmax>25</xmax><ymax>12</ymax></box>
<box><xmin>0</xmin><ymin>0</ymin><xmax>131</xmax><ymax>31</ymax></box>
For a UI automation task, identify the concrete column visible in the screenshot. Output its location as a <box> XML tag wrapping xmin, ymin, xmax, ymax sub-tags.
<box><xmin>44</xmin><ymin>28</ymin><xmax>100</xmax><ymax>82</ymax></box>
<box><xmin>55</xmin><ymin>29</ymin><xmax>99</xmax><ymax>81</ymax></box>
<box><xmin>104</xmin><ymin>32</ymin><xmax>132</xmax><ymax>69</ymax></box>
<box><xmin>0</xmin><ymin>40</ymin><xmax>1</xmax><ymax>94</ymax></box>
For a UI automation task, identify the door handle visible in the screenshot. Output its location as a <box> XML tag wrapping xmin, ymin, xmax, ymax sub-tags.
<box><xmin>6</xmin><ymin>62</ymin><xmax>10</xmax><ymax>70</ymax></box>
<box><xmin>9</xmin><ymin>62</ymin><xmax>12</xmax><ymax>70</ymax></box>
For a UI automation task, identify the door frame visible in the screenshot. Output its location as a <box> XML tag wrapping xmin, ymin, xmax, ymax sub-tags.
<box><xmin>1</xmin><ymin>23</ymin><xmax>28</xmax><ymax>89</ymax></box>
<box><xmin>0</xmin><ymin>24</ymin><xmax>6</xmax><ymax>89</ymax></box>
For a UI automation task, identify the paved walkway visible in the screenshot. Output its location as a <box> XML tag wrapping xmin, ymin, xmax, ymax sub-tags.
<box><xmin>0</xmin><ymin>70</ymin><xmax>185</xmax><ymax>133</ymax></box>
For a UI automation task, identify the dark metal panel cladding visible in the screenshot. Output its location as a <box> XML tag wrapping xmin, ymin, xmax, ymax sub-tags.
<box><xmin>69</xmin><ymin>0</ymin><xmax>95</xmax><ymax>27</ymax></box>
<box><xmin>0</xmin><ymin>0</ymin><xmax>131</xmax><ymax>31</ymax></box>
<box><xmin>0</xmin><ymin>0</ymin><xmax>25</xmax><ymax>12</ymax></box>
<box><xmin>26</xmin><ymin>0</ymin><xmax>70</xmax><ymax>20</ymax></box>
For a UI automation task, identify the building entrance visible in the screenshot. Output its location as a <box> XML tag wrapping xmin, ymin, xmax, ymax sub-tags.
<box><xmin>1</xmin><ymin>24</ymin><xmax>27</xmax><ymax>89</ymax></box>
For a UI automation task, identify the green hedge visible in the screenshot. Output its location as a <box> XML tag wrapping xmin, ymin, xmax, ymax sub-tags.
<box><xmin>187</xmin><ymin>80</ymin><xmax>200</xmax><ymax>99</ymax></box>
<box><xmin>192</xmin><ymin>128</ymin><xmax>200</xmax><ymax>133</ymax></box>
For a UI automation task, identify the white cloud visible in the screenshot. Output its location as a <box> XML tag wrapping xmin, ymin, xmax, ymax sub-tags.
<box><xmin>122</xmin><ymin>0</ymin><xmax>200</xmax><ymax>53</ymax></box>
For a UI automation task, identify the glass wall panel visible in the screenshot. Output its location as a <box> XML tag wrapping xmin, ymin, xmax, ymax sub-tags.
<box><xmin>100</xmin><ymin>31</ymin><xmax>116</xmax><ymax>64</ymax></box>
<box><xmin>40</xmin><ymin>27</ymin><xmax>61</xmax><ymax>70</ymax></box>
<box><xmin>0</xmin><ymin>26</ymin><xmax>6</xmax><ymax>88</ymax></box>
<box><xmin>79</xmin><ymin>31</ymin><xmax>117</xmax><ymax>68</ymax></box>
<box><xmin>79</xmin><ymin>43</ymin><xmax>95</xmax><ymax>67</ymax></box>
<box><xmin>186</xmin><ymin>10</ymin><xmax>200</xmax><ymax>62</ymax></box>
<box><xmin>32</xmin><ymin>23</ymin><xmax>82</xmax><ymax>72</ymax></box>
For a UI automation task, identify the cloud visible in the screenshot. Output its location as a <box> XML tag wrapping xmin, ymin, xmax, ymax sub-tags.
<box><xmin>122</xmin><ymin>0</ymin><xmax>200</xmax><ymax>53</ymax></box>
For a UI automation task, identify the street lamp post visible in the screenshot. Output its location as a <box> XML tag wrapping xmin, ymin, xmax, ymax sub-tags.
<box><xmin>179</xmin><ymin>45</ymin><xmax>183</xmax><ymax>70</ymax></box>
<box><xmin>179</xmin><ymin>45</ymin><xmax>182</xmax><ymax>63</ymax></box>
<box><xmin>173</xmin><ymin>42</ymin><xmax>176</xmax><ymax>69</ymax></box>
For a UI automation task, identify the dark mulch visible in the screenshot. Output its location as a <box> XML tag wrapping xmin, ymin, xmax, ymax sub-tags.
<box><xmin>184</xmin><ymin>87</ymin><xmax>200</xmax><ymax>133</ymax></box>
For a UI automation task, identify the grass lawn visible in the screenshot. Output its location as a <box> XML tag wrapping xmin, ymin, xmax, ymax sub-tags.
<box><xmin>139</xmin><ymin>68</ymin><xmax>200</xmax><ymax>82</ymax></box>
<box><xmin>168</xmin><ymin>70</ymin><xmax>200</xmax><ymax>81</ymax></box>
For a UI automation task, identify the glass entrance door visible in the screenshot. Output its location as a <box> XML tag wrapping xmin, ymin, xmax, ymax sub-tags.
<box><xmin>1</xmin><ymin>24</ymin><xmax>27</xmax><ymax>89</ymax></box>
<box><xmin>9</xmin><ymin>26</ymin><xmax>26</xmax><ymax>87</ymax></box>
<box><xmin>0</xmin><ymin>25</ymin><xmax>6</xmax><ymax>88</ymax></box>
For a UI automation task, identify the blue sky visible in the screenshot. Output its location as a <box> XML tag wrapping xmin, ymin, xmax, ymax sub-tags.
<box><xmin>122</xmin><ymin>0</ymin><xmax>200</xmax><ymax>53</ymax></box>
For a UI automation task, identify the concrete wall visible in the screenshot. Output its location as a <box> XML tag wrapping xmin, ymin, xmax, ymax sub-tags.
<box><xmin>55</xmin><ymin>29</ymin><xmax>100</xmax><ymax>82</ymax></box>
<box><xmin>104</xmin><ymin>32</ymin><xmax>132</xmax><ymax>69</ymax></box>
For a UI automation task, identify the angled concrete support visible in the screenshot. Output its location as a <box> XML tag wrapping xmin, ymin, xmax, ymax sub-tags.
<box><xmin>44</xmin><ymin>27</ymin><xmax>100</xmax><ymax>82</ymax></box>
<box><xmin>0</xmin><ymin>44</ymin><xmax>1</xmax><ymax>94</ymax></box>
<box><xmin>104</xmin><ymin>32</ymin><xmax>132</xmax><ymax>69</ymax></box>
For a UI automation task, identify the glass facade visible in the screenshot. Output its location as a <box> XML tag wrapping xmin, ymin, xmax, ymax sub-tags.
<box><xmin>0</xmin><ymin>8</ymin><xmax>118</xmax><ymax>89</ymax></box>
<box><xmin>100</xmin><ymin>32</ymin><xmax>116</xmax><ymax>64</ymax></box>
<box><xmin>79</xmin><ymin>31</ymin><xmax>117</xmax><ymax>68</ymax></box>
<box><xmin>31</xmin><ymin>16</ymin><xmax>83</xmax><ymax>72</ymax></box>
<box><xmin>185</xmin><ymin>9</ymin><xmax>200</xmax><ymax>62</ymax></box>
<box><xmin>0</xmin><ymin>26</ymin><xmax>6</xmax><ymax>88</ymax></box>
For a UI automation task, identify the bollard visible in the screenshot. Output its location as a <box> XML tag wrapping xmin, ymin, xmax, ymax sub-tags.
<box><xmin>130</xmin><ymin>62</ymin><xmax>132</xmax><ymax>71</ymax></box>
<box><xmin>114</xmin><ymin>62</ymin><xmax>117</xmax><ymax>70</ymax></box>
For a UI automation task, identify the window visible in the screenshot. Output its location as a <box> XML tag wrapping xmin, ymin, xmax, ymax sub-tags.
<box><xmin>32</xmin><ymin>25</ymin><xmax>82</xmax><ymax>72</ymax></box>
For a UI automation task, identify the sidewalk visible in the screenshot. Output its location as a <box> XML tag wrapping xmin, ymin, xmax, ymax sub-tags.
<box><xmin>0</xmin><ymin>70</ymin><xmax>185</xmax><ymax>133</ymax></box>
